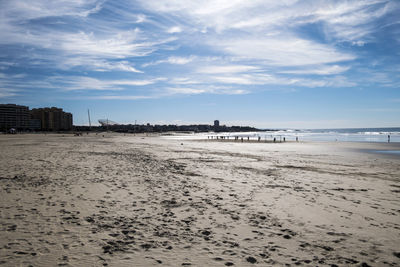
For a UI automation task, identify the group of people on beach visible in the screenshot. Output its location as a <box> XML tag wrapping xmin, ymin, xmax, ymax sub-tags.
<box><xmin>208</xmin><ymin>135</ymin><xmax>298</xmax><ymax>142</ymax></box>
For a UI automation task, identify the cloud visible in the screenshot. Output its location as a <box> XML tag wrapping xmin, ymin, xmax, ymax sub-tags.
<box><xmin>57</xmin><ymin>29</ymin><xmax>158</xmax><ymax>58</ymax></box>
<box><xmin>279</xmin><ymin>65</ymin><xmax>350</xmax><ymax>75</ymax></box>
<box><xmin>0</xmin><ymin>0</ymin><xmax>398</xmax><ymax>104</ymax></box>
<box><xmin>167</xmin><ymin>65</ymin><xmax>356</xmax><ymax>87</ymax></box>
<box><xmin>136</xmin><ymin>0</ymin><xmax>285</xmax><ymax>32</ymax></box>
<box><xmin>48</xmin><ymin>76</ymin><xmax>164</xmax><ymax>91</ymax></box>
<box><xmin>197</xmin><ymin>65</ymin><xmax>259</xmax><ymax>74</ymax></box>
<box><xmin>94</xmin><ymin>95</ymin><xmax>155</xmax><ymax>100</ymax></box>
<box><xmin>137</xmin><ymin>0</ymin><xmax>396</xmax><ymax>44</ymax></box>
<box><xmin>213</xmin><ymin>36</ymin><xmax>355</xmax><ymax>66</ymax></box>
<box><xmin>0</xmin><ymin>88</ymin><xmax>18</xmax><ymax>98</ymax></box>
<box><xmin>54</xmin><ymin>76</ymin><xmax>122</xmax><ymax>91</ymax></box>
<box><xmin>166</xmin><ymin>85</ymin><xmax>249</xmax><ymax>96</ymax></box>
<box><xmin>60</xmin><ymin>58</ymin><xmax>143</xmax><ymax>73</ymax></box>
<box><xmin>212</xmin><ymin>75</ymin><xmax>262</xmax><ymax>85</ymax></box>
<box><xmin>168</xmin><ymin>77</ymin><xmax>202</xmax><ymax>85</ymax></box>
<box><xmin>92</xmin><ymin>84</ymin><xmax>248</xmax><ymax>100</ymax></box>
<box><xmin>0</xmin><ymin>0</ymin><xmax>103</xmax><ymax>20</ymax></box>
<box><xmin>167</xmin><ymin>87</ymin><xmax>206</xmax><ymax>95</ymax></box>
<box><xmin>0</xmin><ymin>1</ymin><xmax>177</xmax><ymax>73</ymax></box>
<box><xmin>209</xmin><ymin>73</ymin><xmax>295</xmax><ymax>86</ymax></box>
<box><xmin>143</xmin><ymin>56</ymin><xmax>195</xmax><ymax>67</ymax></box>
<box><xmin>95</xmin><ymin>61</ymin><xmax>143</xmax><ymax>73</ymax></box>
<box><xmin>312</xmin><ymin>1</ymin><xmax>396</xmax><ymax>43</ymax></box>
<box><xmin>0</xmin><ymin>62</ymin><xmax>16</xmax><ymax>70</ymax></box>
<box><xmin>167</xmin><ymin>56</ymin><xmax>194</xmax><ymax>64</ymax></box>
<box><xmin>136</xmin><ymin>14</ymin><xmax>147</xmax><ymax>23</ymax></box>
<box><xmin>0</xmin><ymin>76</ymin><xmax>19</xmax><ymax>97</ymax></box>
<box><xmin>113</xmin><ymin>78</ymin><xmax>166</xmax><ymax>86</ymax></box>
<box><xmin>167</xmin><ymin>26</ymin><xmax>182</xmax><ymax>33</ymax></box>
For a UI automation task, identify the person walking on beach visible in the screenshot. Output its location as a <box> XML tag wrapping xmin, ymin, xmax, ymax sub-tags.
<box><xmin>388</xmin><ymin>135</ymin><xmax>390</xmax><ymax>143</ymax></box>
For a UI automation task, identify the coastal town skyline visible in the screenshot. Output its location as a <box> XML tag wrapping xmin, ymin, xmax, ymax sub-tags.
<box><xmin>0</xmin><ymin>1</ymin><xmax>399</xmax><ymax>128</ymax></box>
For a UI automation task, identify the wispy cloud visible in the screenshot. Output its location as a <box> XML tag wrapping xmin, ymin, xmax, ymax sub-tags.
<box><xmin>48</xmin><ymin>76</ymin><xmax>165</xmax><ymax>91</ymax></box>
<box><xmin>166</xmin><ymin>85</ymin><xmax>248</xmax><ymax>96</ymax></box>
<box><xmin>1</xmin><ymin>0</ymin><xmax>103</xmax><ymax>20</ymax></box>
<box><xmin>92</xmin><ymin>84</ymin><xmax>248</xmax><ymax>100</ymax></box>
<box><xmin>166</xmin><ymin>87</ymin><xmax>207</xmax><ymax>95</ymax></box>
<box><xmin>61</xmin><ymin>59</ymin><xmax>143</xmax><ymax>73</ymax></box>
<box><xmin>0</xmin><ymin>1</ymin><xmax>177</xmax><ymax>74</ymax></box>
<box><xmin>279</xmin><ymin>65</ymin><xmax>350</xmax><ymax>75</ymax></box>
<box><xmin>312</xmin><ymin>1</ymin><xmax>396</xmax><ymax>43</ymax></box>
<box><xmin>209</xmin><ymin>73</ymin><xmax>356</xmax><ymax>87</ymax></box>
<box><xmin>94</xmin><ymin>95</ymin><xmax>155</xmax><ymax>100</ymax></box>
<box><xmin>168</xmin><ymin>77</ymin><xmax>202</xmax><ymax>85</ymax></box>
<box><xmin>213</xmin><ymin>37</ymin><xmax>355</xmax><ymax>66</ymax></box>
<box><xmin>197</xmin><ymin>65</ymin><xmax>259</xmax><ymax>74</ymax></box>
<box><xmin>0</xmin><ymin>88</ymin><xmax>18</xmax><ymax>98</ymax></box>
<box><xmin>0</xmin><ymin>0</ymin><xmax>398</xmax><ymax>114</ymax></box>
<box><xmin>167</xmin><ymin>26</ymin><xmax>182</xmax><ymax>34</ymax></box>
<box><xmin>137</xmin><ymin>0</ymin><xmax>397</xmax><ymax>42</ymax></box>
<box><xmin>143</xmin><ymin>56</ymin><xmax>195</xmax><ymax>67</ymax></box>
<box><xmin>0</xmin><ymin>62</ymin><xmax>16</xmax><ymax>70</ymax></box>
<box><xmin>166</xmin><ymin>64</ymin><xmax>355</xmax><ymax>88</ymax></box>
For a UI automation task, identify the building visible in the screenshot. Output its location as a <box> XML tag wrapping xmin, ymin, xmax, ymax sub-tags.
<box><xmin>29</xmin><ymin>119</ymin><xmax>41</xmax><ymax>130</ymax></box>
<box><xmin>31</xmin><ymin>107</ymin><xmax>73</xmax><ymax>131</ymax></box>
<box><xmin>214</xmin><ymin>120</ymin><xmax>220</xmax><ymax>127</ymax></box>
<box><xmin>98</xmin><ymin>119</ymin><xmax>119</xmax><ymax>126</ymax></box>
<box><xmin>62</xmin><ymin>112</ymin><xmax>73</xmax><ymax>130</ymax></box>
<box><xmin>0</xmin><ymin>104</ymin><xmax>30</xmax><ymax>131</ymax></box>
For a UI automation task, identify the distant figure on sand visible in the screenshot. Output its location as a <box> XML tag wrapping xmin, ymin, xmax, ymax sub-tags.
<box><xmin>296</xmin><ymin>136</ymin><xmax>298</xmax><ymax>142</ymax></box>
<box><xmin>388</xmin><ymin>135</ymin><xmax>390</xmax><ymax>143</ymax></box>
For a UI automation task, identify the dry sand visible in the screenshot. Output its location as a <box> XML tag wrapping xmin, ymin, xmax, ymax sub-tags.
<box><xmin>0</xmin><ymin>133</ymin><xmax>399</xmax><ymax>266</ymax></box>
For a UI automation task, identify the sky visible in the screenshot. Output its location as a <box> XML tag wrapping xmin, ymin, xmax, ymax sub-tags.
<box><xmin>0</xmin><ymin>0</ymin><xmax>399</xmax><ymax>129</ymax></box>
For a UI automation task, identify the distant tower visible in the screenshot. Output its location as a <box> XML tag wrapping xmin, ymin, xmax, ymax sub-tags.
<box><xmin>87</xmin><ymin>109</ymin><xmax>91</xmax><ymax>128</ymax></box>
<box><xmin>214</xmin><ymin>120</ymin><xmax>220</xmax><ymax>127</ymax></box>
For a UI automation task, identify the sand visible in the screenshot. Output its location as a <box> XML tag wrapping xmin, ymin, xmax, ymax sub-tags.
<box><xmin>0</xmin><ymin>133</ymin><xmax>399</xmax><ymax>266</ymax></box>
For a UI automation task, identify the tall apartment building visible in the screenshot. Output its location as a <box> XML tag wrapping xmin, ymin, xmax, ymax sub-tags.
<box><xmin>0</xmin><ymin>104</ymin><xmax>30</xmax><ymax>131</ymax></box>
<box><xmin>62</xmin><ymin>112</ymin><xmax>73</xmax><ymax>130</ymax></box>
<box><xmin>31</xmin><ymin>107</ymin><xmax>73</xmax><ymax>131</ymax></box>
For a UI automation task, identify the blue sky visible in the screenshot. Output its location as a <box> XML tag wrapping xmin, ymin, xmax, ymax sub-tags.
<box><xmin>0</xmin><ymin>0</ymin><xmax>399</xmax><ymax>128</ymax></box>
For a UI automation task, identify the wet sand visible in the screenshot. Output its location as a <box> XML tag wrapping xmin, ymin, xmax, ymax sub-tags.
<box><xmin>0</xmin><ymin>133</ymin><xmax>399</xmax><ymax>266</ymax></box>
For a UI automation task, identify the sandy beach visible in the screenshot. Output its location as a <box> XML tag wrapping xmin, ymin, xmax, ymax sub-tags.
<box><xmin>0</xmin><ymin>133</ymin><xmax>399</xmax><ymax>266</ymax></box>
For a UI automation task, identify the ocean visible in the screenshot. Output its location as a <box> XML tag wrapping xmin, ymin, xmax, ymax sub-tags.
<box><xmin>255</xmin><ymin>127</ymin><xmax>400</xmax><ymax>143</ymax></box>
<box><xmin>166</xmin><ymin>127</ymin><xmax>400</xmax><ymax>143</ymax></box>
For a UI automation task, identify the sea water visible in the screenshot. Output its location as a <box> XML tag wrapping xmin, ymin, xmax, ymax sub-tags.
<box><xmin>254</xmin><ymin>127</ymin><xmax>400</xmax><ymax>143</ymax></box>
<box><xmin>166</xmin><ymin>127</ymin><xmax>400</xmax><ymax>143</ymax></box>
